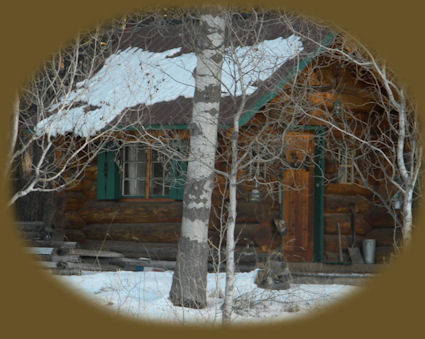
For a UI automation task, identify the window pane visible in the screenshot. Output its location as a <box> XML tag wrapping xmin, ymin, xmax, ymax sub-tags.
<box><xmin>137</xmin><ymin>163</ymin><xmax>147</xmax><ymax>178</ymax></box>
<box><xmin>125</xmin><ymin>146</ymin><xmax>136</xmax><ymax>161</ymax></box>
<box><xmin>125</xmin><ymin>163</ymin><xmax>136</xmax><ymax>179</ymax></box>
<box><xmin>137</xmin><ymin>147</ymin><xmax>147</xmax><ymax>162</ymax></box>
<box><xmin>123</xmin><ymin>180</ymin><xmax>146</xmax><ymax>196</ymax></box>
<box><xmin>151</xmin><ymin>180</ymin><xmax>169</xmax><ymax>196</ymax></box>
<box><xmin>151</xmin><ymin>149</ymin><xmax>159</xmax><ymax>162</ymax></box>
<box><xmin>123</xmin><ymin>144</ymin><xmax>149</xmax><ymax>197</ymax></box>
<box><xmin>152</xmin><ymin>162</ymin><xmax>163</xmax><ymax>178</ymax></box>
<box><xmin>135</xmin><ymin>180</ymin><xmax>147</xmax><ymax>196</ymax></box>
<box><xmin>125</xmin><ymin>144</ymin><xmax>147</xmax><ymax>162</ymax></box>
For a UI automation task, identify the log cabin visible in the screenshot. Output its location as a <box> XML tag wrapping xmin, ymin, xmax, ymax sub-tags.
<box><xmin>21</xmin><ymin>15</ymin><xmax>401</xmax><ymax>265</ymax></box>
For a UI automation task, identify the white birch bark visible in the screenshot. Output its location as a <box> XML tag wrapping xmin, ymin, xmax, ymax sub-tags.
<box><xmin>170</xmin><ymin>13</ymin><xmax>225</xmax><ymax>309</ymax></box>
<box><xmin>222</xmin><ymin>118</ymin><xmax>239</xmax><ymax>323</ymax></box>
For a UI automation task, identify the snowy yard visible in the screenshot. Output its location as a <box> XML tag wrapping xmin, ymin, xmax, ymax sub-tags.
<box><xmin>55</xmin><ymin>269</ymin><xmax>359</xmax><ymax>325</ymax></box>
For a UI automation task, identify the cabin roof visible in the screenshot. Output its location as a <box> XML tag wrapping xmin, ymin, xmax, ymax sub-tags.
<box><xmin>36</xmin><ymin>17</ymin><xmax>333</xmax><ymax>137</ymax></box>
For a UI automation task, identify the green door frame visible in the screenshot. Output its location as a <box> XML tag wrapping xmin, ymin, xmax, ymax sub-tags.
<box><xmin>281</xmin><ymin>125</ymin><xmax>326</xmax><ymax>262</ymax></box>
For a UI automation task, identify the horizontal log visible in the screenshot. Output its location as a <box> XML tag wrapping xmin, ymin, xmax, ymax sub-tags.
<box><xmin>52</xmin><ymin>268</ymin><xmax>82</xmax><ymax>275</ymax></box>
<box><xmin>20</xmin><ymin>231</ymin><xmax>42</xmax><ymax>240</ymax></box>
<box><xmin>324</xmin><ymin>234</ymin><xmax>364</xmax><ymax>253</ymax></box>
<box><xmin>53</xmin><ymin>247</ymin><xmax>124</xmax><ymax>258</ymax></box>
<box><xmin>325</xmin><ymin>183</ymin><xmax>373</xmax><ymax>196</ymax></box>
<box><xmin>375</xmin><ymin>246</ymin><xmax>396</xmax><ymax>264</ymax></box>
<box><xmin>82</xmin><ymin>240</ymin><xmax>272</xmax><ymax>264</ymax></box>
<box><xmin>325</xmin><ymin>194</ymin><xmax>371</xmax><ymax>213</ymax></box>
<box><xmin>324</xmin><ymin>251</ymin><xmax>350</xmax><ymax>263</ymax></box>
<box><xmin>82</xmin><ymin>240</ymin><xmax>178</xmax><ymax>260</ymax></box>
<box><xmin>29</xmin><ymin>240</ymin><xmax>78</xmax><ymax>248</ymax></box>
<box><xmin>79</xmin><ymin>201</ymin><xmax>183</xmax><ymax>224</ymax></box>
<box><xmin>39</xmin><ymin>261</ymin><xmax>58</xmax><ymax>269</ymax></box>
<box><xmin>324</xmin><ymin>213</ymin><xmax>372</xmax><ymax>235</ymax></box>
<box><xmin>83</xmin><ymin>223</ymin><xmax>181</xmax><ymax>243</ymax></box>
<box><xmin>82</xmin><ymin>181</ymin><xmax>97</xmax><ymax>200</ymax></box>
<box><xmin>364</xmin><ymin>228</ymin><xmax>401</xmax><ymax>247</ymax></box>
<box><xmin>80</xmin><ymin>164</ymin><xmax>97</xmax><ymax>181</ymax></box>
<box><xmin>108</xmin><ymin>257</ymin><xmax>152</xmax><ymax>271</ymax></box>
<box><xmin>51</xmin><ymin>254</ymin><xmax>81</xmax><ymax>263</ymax></box>
<box><xmin>235</xmin><ymin>223</ymin><xmax>273</xmax><ymax>246</ymax></box>
<box><xmin>17</xmin><ymin>221</ymin><xmax>44</xmax><ymax>232</ymax></box>
<box><xmin>236</xmin><ymin>202</ymin><xmax>273</xmax><ymax>223</ymax></box>
<box><xmin>56</xmin><ymin>261</ymin><xmax>119</xmax><ymax>272</ymax></box>
<box><xmin>364</xmin><ymin>208</ymin><xmax>396</xmax><ymax>228</ymax></box>
<box><xmin>64</xmin><ymin>229</ymin><xmax>86</xmax><ymax>243</ymax></box>
<box><xmin>64</xmin><ymin>212</ymin><xmax>86</xmax><ymax>230</ymax></box>
<box><xmin>63</xmin><ymin>192</ymin><xmax>87</xmax><ymax>211</ymax></box>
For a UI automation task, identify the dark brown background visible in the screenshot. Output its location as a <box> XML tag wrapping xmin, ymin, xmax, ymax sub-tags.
<box><xmin>1</xmin><ymin>0</ymin><xmax>424</xmax><ymax>338</ymax></box>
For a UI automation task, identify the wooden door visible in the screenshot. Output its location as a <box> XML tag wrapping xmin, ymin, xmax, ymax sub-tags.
<box><xmin>282</xmin><ymin>131</ymin><xmax>315</xmax><ymax>262</ymax></box>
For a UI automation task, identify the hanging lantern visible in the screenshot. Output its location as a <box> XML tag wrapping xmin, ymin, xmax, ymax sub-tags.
<box><xmin>249</xmin><ymin>183</ymin><xmax>262</xmax><ymax>202</ymax></box>
<box><xmin>332</xmin><ymin>99</ymin><xmax>343</xmax><ymax>116</ymax></box>
<box><xmin>392</xmin><ymin>192</ymin><xmax>402</xmax><ymax>210</ymax></box>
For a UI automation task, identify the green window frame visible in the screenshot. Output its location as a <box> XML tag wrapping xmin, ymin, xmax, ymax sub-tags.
<box><xmin>97</xmin><ymin>143</ymin><xmax>187</xmax><ymax>200</ymax></box>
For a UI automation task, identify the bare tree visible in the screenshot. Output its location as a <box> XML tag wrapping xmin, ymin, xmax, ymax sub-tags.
<box><xmin>169</xmin><ymin>11</ymin><xmax>226</xmax><ymax>309</ymax></box>
<box><xmin>9</xmin><ymin>20</ymin><xmax>128</xmax><ymax>206</ymax></box>
<box><xmin>279</xmin><ymin>25</ymin><xmax>422</xmax><ymax>246</ymax></box>
<box><xmin>198</xmin><ymin>10</ymin><xmax>324</xmax><ymax>322</ymax></box>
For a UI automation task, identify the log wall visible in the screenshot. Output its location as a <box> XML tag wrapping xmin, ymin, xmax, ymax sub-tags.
<box><xmin>322</xmin><ymin>184</ymin><xmax>398</xmax><ymax>264</ymax></box>
<box><xmin>58</xmin><ymin>161</ymin><xmax>278</xmax><ymax>253</ymax></box>
<box><xmin>58</xmin><ymin>155</ymin><xmax>397</xmax><ymax>264</ymax></box>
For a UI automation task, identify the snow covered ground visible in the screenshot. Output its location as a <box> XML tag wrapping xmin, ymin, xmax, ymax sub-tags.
<box><xmin>55</xmin><ymin>269</ymin><xmax>359</xmax><ymax>325</ymax></box>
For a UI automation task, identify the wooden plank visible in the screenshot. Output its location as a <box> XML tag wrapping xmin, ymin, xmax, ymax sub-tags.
<box><xmin>82</xmin><ymin>240</ymin><xmax>178</xmax><ymax>260</ymax></box>
<box><xmin>287</xmin><ymin>262</ymin><xmax>384</xmax><ymax>274</ymax></box>
<box><xmin>51</xmin><ymin>254</ymin><xmax>81</xmax><ymax>263</ymax></box>
<box><xmin>56</xmin><ymin>262</ymin><xmax>119</xmax><ymax>272</ymax></box>
<box><xmin>29</xmin><ymin>240</ymin><xmax>78</xmax><ymax>248</ymax></box>
<box><xmin>53</xmin><ymin>247</ymin><xmax>124</xmax><ymax>258</ymax></box>
<box><xmin>27</xmin><ymin>247</ymin><xmax>54</xmax><ymax>255</ymax></box>
<box><xmin>282</xmin><ymin>131</ymin><xmax>315</xmax><ymax>262</ymax></box>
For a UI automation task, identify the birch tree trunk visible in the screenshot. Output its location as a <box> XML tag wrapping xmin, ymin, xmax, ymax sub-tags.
<box><xmin>169</xmin><ymin>13</ymin><xmax>225</xmax><ymax>309</ymax></box>
<box><xmin>222</xmin><ymin>121</ymin><xmax>239</xmax><ymax>323</ymax></box>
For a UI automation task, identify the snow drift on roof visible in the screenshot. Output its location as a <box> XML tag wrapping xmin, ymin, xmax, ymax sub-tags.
<box><xmin>37</xmin><ymin>35</ymin><xmax>303</xmax><ymax>137</ymax></box>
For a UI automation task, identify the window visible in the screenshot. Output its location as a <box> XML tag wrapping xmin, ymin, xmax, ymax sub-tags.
<box><xmin>122</xmin><ymin>144</ymin><xmax>170</xmax><ymax>198</ymax></box>
<box><xmin>337</xmin><ymin>147</ymin><xmax>355</xmax><ymax>184</ymax></box>
<box><xmin>97</xmin><ymin>142</ymin><xmax>187</xmax><ymax>200</ymax></box>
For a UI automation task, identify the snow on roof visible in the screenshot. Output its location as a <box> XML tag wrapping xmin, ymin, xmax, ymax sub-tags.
<box><xmin>37</xmin><ymin>35</ymin><xmax>303</xmax><ymax>137</ymax></box>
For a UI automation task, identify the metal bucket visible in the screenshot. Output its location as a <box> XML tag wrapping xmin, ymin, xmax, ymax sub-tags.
<box><xmin>362</xmin><ymin>239</ymin><xmax>376</xmax><ymax>264</ymax></box>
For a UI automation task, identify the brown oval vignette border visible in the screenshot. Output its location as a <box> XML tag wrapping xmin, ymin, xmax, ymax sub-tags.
<box><xmin>0</xmin><ymin>0</ymin><xmax>424</xmax><ymax>338</ymax></box>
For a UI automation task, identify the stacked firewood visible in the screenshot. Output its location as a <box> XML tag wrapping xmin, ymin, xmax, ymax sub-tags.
<box><xmin>19</xmin><ymin>221</ymin><xmax>175</xmax><ymax>274</ymax></box>
<box><xmin>27</xmin><ymin>244</ymin><xmax>172</xmax><ymax>275</ymax></box>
